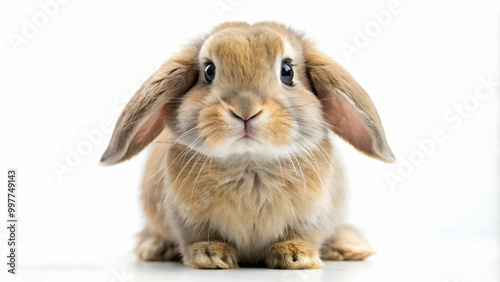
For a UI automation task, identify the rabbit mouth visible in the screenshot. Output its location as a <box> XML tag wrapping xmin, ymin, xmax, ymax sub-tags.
<box><xmin>239</xmin><ymin>129</ymin><xmax>258</xmax><ymax>139</ymax></box>
<box><xmin>221</xmin><ymin>135</ymin><xmax>266</xmax><ymax>155</ymax></box>
<box><xmin>234</xmin><ymin>135</ymin><xmax>262</xmax><ymax>147</ymax></box>
<box><xmin>239</xmin><ymin>134</ymin><xmax>254</xmax><ymax>140</ymax></box>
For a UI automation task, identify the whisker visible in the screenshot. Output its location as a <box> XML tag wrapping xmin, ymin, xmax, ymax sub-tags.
<box><xmin>282</xmin><ymin>101</ymin><xmax>319</xmax><ymax>110</ymax></box>
<box><xmin>291</xmin><ymin>153</ymin><xmax>307</xmax><ymax>192</ymax></box>
<box><xmin>285</xmin><ymin>152</ymin><xmax>298</xmax><ymax>174</ymax></box>
<box><xmin>160</xmin><ymin>131</ymin><xmax>212</xmax><ymax>208</ymax></box>
<box><xmin>290</xmin><ymin>138</ymin><xmax>324</xmax><ymax>189</ymax></box>
<box><xmin>179</xmin><ymin>150</ymin><xmax>205</xmax><ymax>189</ymax></box>
<box><xmin>301</xmin><ymin>134</ymin><xmax>337</xmax><ymax>168</ymax></box>
<box><xmin>147</xmin><ymin>121</ymin><xmax>215</xmax><ymax>192</ymax></box>
<box><xmin>190</xmin><ymin>155</ymin><xmax>211</xmax><ymax>204</ymax></box>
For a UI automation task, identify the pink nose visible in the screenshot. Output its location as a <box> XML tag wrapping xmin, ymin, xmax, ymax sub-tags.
<box><xmin>230</xmin><ymin>109</ymin><xmax>262</xmax><ymax>127</ymax></box>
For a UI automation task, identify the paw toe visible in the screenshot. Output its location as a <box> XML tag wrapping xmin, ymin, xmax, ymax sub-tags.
<box><xmin>321</xmin><ymin>244</ymin><xmax>374</xmax><ymax>261</ymax></box>
<box><xmin>187</xmin><ymin>241</ymin><xmax>238</xmax><ymax>269</ymax></box>
<box><xmin>266</xmin><ymin>240</ymin><xmax>323</xmax><ymax>269</ymax></box>
<box><xmin>136</xmin><ymin>237</ymin><xmax>179</xmax><ymax>261</ymax></box>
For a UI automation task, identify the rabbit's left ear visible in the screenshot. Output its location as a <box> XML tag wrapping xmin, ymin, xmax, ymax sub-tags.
<box><xmin>303</xmin><ymin>43</ymin><xmax>395</xmax><ymax>162</ymax></box>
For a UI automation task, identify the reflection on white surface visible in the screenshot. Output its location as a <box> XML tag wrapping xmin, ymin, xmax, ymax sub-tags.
<box><xmin>4</xmin><ymin>239</ymin><xmax>498</xmax><ymax>282</ymax></box>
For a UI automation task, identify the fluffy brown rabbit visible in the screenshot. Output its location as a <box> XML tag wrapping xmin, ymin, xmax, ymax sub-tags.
<box><xmin>100</xmin><ymin>22</ymin><xmax>395</xmax><ymax>269</ymax></box>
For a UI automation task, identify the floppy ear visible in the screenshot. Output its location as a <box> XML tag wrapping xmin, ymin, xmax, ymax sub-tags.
<box><xmin>100</xmin><ymin>44</ymin><xmax>199</xmax><ymax>165</ymax></box>
<box><xmin>303</xmin><ymin>43</ymin><xmax>395</xmax><ymax>162</ymax></box>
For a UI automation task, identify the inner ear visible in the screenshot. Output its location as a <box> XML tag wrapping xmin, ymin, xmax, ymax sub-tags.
<box><xmin>318</xmin><ymin>86</ymin><xmax>394</xmax><ymax>163</ymax></box>
<box><xmin>131</xmin><ymin>104</ymin><xmax>168</xmax><ymax>148</ymax></box>
<box><xmin>322</xmin><ymin>94</ymin><xmax>374</xmax><ymax>156</ymax></box>
<box><xmin>120</xmin><ymin>104</ymin><xmax>169</xmax><ymax>161</ymax></box>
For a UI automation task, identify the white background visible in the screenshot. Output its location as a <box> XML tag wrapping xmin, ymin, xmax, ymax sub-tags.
<box><xmin>0</xmin><ymin>0</ymin><xmax>498</xmax><ymax>281</ymax></box>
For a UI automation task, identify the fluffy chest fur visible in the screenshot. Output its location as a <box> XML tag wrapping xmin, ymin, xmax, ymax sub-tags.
<box><xmin>165</xmin><ymin>142</ymin><xmax>336</xmax><ymax>260</ymax></box>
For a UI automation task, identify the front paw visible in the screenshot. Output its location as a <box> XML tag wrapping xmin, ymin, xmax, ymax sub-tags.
<box><xmin>135</xmin><ymin>236</ymin><xmax>180</xmax><ymax>261</ymax></box>
<box><xmin>321</xmin><ymin>225</ymin><xmax>374</xmax><ymax>261</ymax></box>
<box><xmin>265</xmin><ymin>240</ymin><xmax>323</xmax><ymax>269</ymax></box>
<box><xmin>185</xmin><ymin>241</ymin><xmax>238</xmax><ymax>269</ymax></box>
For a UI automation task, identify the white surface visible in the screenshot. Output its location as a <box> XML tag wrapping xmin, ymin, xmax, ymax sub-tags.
<box><xmin>0</xmin><ymin>0</ymin><xmax>498</xmax><ymax>281</ymax></box>
<box><xmin>7</xmin><ymin>239</ymin><xmax>500</xmax><ymax>282</ymax></box>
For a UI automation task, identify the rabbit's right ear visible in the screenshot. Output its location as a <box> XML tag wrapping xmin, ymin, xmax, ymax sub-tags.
<box><xmin>100</xmin><ymin>44</ymin><xmax>200</xmax><ymax>166</ymax></box>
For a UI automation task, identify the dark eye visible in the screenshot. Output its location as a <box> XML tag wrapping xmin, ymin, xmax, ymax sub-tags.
<box><xmin>280</xmin><ymin>60</ymin><xmax>294</xmax><ymax>86</ymax></box>
<box><xmin>204</xmin><ymin>63</ymin><xmax>216</xmax><ymax>84</ymax></box>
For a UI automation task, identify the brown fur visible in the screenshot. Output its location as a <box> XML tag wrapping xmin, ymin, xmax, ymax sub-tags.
<box><xmin>187</xmin><ymin>241</ymin><xmax>238</xmax><ymax>269</ymax></box>
<box><xmin>321</xmin><ymin>225</ymin><xmax>375</xmax><ymax>261</ymax></box>
<box><xmin>101</xmin><ymin>22</ymin><xmax>394</xmax><ymax>269</ymax></box>
<box><xmin>266</xmin><ymin>240</ymin><xmax>323</xmax><ymax>269</ymax></box>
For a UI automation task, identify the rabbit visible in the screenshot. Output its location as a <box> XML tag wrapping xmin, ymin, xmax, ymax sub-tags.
<box><xmin>100</xmin><ymin>21</ymin><xmax>395</xmax><ymax>269</ymax></box>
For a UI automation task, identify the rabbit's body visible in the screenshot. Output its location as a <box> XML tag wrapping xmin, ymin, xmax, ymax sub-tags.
<box><xmin>102</xmin><ymin>22</ymin><xmax>394</xmax><ymax>269</ymax></box>
<box><xmin>140</xmin><ymin>131</ymin><xmax>345</xmax><ymax>265</ymax></box>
